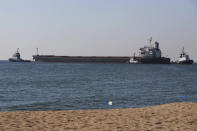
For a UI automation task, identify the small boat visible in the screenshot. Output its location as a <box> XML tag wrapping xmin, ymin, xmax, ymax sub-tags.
<box><xmin>129</xmin><ymin>53</ymin><xmax>139</xmax><ymax>64</ymax></box>
<box><xmin>129</xmin><ymin>57</ymin><xmax>138</xmax><ymax>64</ymax></box>
<box><xmin>177</xmin><ymin>47</ymin><xmax>193</xmax><ymax>64</ymax></box>
<box><xmin>9</xmin><ymin>48</ymin><xmax>31</xmax><ymax>62</ymax></box>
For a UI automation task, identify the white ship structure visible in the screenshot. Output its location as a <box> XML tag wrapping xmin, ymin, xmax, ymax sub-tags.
<box><xmin>177</xmin><ymin>47</ymin><xmax>193</xmax><ymax>64</ymax></box>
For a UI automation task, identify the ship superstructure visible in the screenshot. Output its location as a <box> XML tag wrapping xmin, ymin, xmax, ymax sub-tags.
<box><xmin>139</xmin><ymin>40</ymin><xmax>161</xmax><ymax>58</ymax></box>
<box><xmin>9</xmin><ymin>48</ymin><xmax>22</xmax><ymax>62</ymax></box>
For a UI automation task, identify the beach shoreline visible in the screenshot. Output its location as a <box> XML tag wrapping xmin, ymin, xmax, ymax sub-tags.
<box><xmin>0</xmin><ymin>102</ymin><xmax>196</xmax><ymax>131</ymax></box>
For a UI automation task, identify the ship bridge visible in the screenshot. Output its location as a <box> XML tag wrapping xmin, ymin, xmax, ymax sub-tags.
<box><xmin>139</xmin><ymin>41</ymin><xmax>161</xmax><ymax>58</ymax></box>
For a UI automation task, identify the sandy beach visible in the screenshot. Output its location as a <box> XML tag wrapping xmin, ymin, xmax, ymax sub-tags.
<box><xmin>0</xmin><ymin>102</ymin><xmax>196</xmax><ymax>131</ymax></box>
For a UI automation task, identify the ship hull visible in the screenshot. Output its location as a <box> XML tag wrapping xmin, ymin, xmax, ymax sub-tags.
<box><xmin>136</xmin><ymin>57</ymin><xmax>171</xmax><ymax>64</ymax></box>
<box><xmin>178</xmin><ymin>60</ymin><xmax>193</xmax><ymax>64</ymax></box>
<box><xmin>33</xmin><ymin>55</ymin><xmax>130</xmax><ymax>63</ymax></box>
<box><xmin>9</xmin><ymin>58</ymin><xmax>31</xmax><ymax>62</ymax></box>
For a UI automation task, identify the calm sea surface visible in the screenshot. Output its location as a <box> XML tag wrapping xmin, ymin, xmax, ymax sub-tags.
<box><xmin>0</xmin><ymin>61</ymin><xmax>196</xmax><ymax>111</ymax></box>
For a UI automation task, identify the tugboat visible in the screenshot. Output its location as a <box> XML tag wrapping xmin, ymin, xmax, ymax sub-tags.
<box><xmin>9</xmin><ymin>48</ymin><xmax>31</xmax><ymax>62</ymax></box>
<box><xmin>129</xmin><ymin>37</ymin><xmax>171</xmax><ymax>64</ymax></box>
<box><xmin>177</xmin><ymin>47</ymin><xmax>193</xmax><ymax>64</ymax></box>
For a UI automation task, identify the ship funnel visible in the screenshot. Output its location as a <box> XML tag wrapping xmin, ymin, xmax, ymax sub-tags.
<box><xmin>154</xmin><ymin>41</ymin><xmax>159</xmax><ymax>49</ymax></box>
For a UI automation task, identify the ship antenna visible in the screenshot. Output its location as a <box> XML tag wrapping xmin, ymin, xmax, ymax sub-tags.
<box><xmin>36</xmin><ymin>48</ymin><xmax>39</xmax><ymax>55</ymax></box>
<box><xmin>17</xmin><ymin>48</ymin><xmax>19</xmax><ymax>53</ymax></box>
<box><xmin>182</xmin><ymin>47</ymin><xmax>185</xmax><ymax>54</ymax></box>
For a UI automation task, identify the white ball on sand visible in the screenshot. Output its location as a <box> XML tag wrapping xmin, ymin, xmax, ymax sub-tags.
<box><xmin>108</xmin><ymin>101</ymin><xmax>112</xmax><ymax>106</ymax></box>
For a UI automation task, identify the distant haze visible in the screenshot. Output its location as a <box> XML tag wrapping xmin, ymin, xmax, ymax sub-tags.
<box><xmin>0</xmin><ymin>0</ymin><xmax>197</xmax><ymax>61</ymax></box>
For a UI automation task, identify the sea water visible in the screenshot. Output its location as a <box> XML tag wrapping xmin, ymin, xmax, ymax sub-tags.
<box><xmin>0</xmin><ymin>61</ymin><xmax>196</xmax><ymax>111</ymax></box>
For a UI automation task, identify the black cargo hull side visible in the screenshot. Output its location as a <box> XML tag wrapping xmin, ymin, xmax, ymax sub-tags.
<box><xmin>137</xmin><ymin>57</ymin><xmax>171</xmax><ymax>64</ymax></box>
<box><xmin>33</xmin><ymin>55</ymin><xmax>130</xmax><ymax>63</ymax></box>
<box><xmin>179</xmin><ymin>60</ymin><xmax>193</xmax><ymax>64</ymax></box>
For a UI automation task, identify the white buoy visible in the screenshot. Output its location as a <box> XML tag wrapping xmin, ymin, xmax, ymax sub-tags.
<box><xmin>108</xmin><ymin>101</ymin><xmax>112</xmax><ymax>106</ymax></box>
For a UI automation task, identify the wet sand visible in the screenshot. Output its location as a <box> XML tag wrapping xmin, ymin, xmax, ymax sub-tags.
<box><xmin>0</xmin><ymin>102</ymin><xmax>196</xmax><ymax>131</ymax></box>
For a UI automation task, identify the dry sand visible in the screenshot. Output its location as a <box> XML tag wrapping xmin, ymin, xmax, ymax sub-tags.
<box><xmin>0</xmin><ymin>102</ymin><xmax>196</xmax><ymax>131</ymax></box>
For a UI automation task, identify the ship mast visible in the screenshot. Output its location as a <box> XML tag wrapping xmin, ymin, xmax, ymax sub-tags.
<box><xmin>148</xmin><ymin>37</ymin><xmax>152</xmax><ymax>47</ymax></box>
<box><xmin>17</xmin><ymin>48</ymin><xmax>19</xmax><ymax>53</ymax></box>
<box><xmin>182</xmin><ymin>47</ymin><xmax>185</xmax><ymax>54</ymax></box>
<box><xmin>36</xmin><ymin>48</ymin><xmax>39</xmax><ymax>55</ymax></box>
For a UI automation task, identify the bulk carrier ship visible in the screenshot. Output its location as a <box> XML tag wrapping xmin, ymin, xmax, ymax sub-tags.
<box><xmin>33</xmin><ymin>38</ymin><xmax>171</xmax><ymax>64</ymax></box>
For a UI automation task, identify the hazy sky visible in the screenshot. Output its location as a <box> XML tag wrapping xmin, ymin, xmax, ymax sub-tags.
<box><xmin>0</xmin><ymin>0</ymin><xmax>197</xmax><ymax>61</ymax></box>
